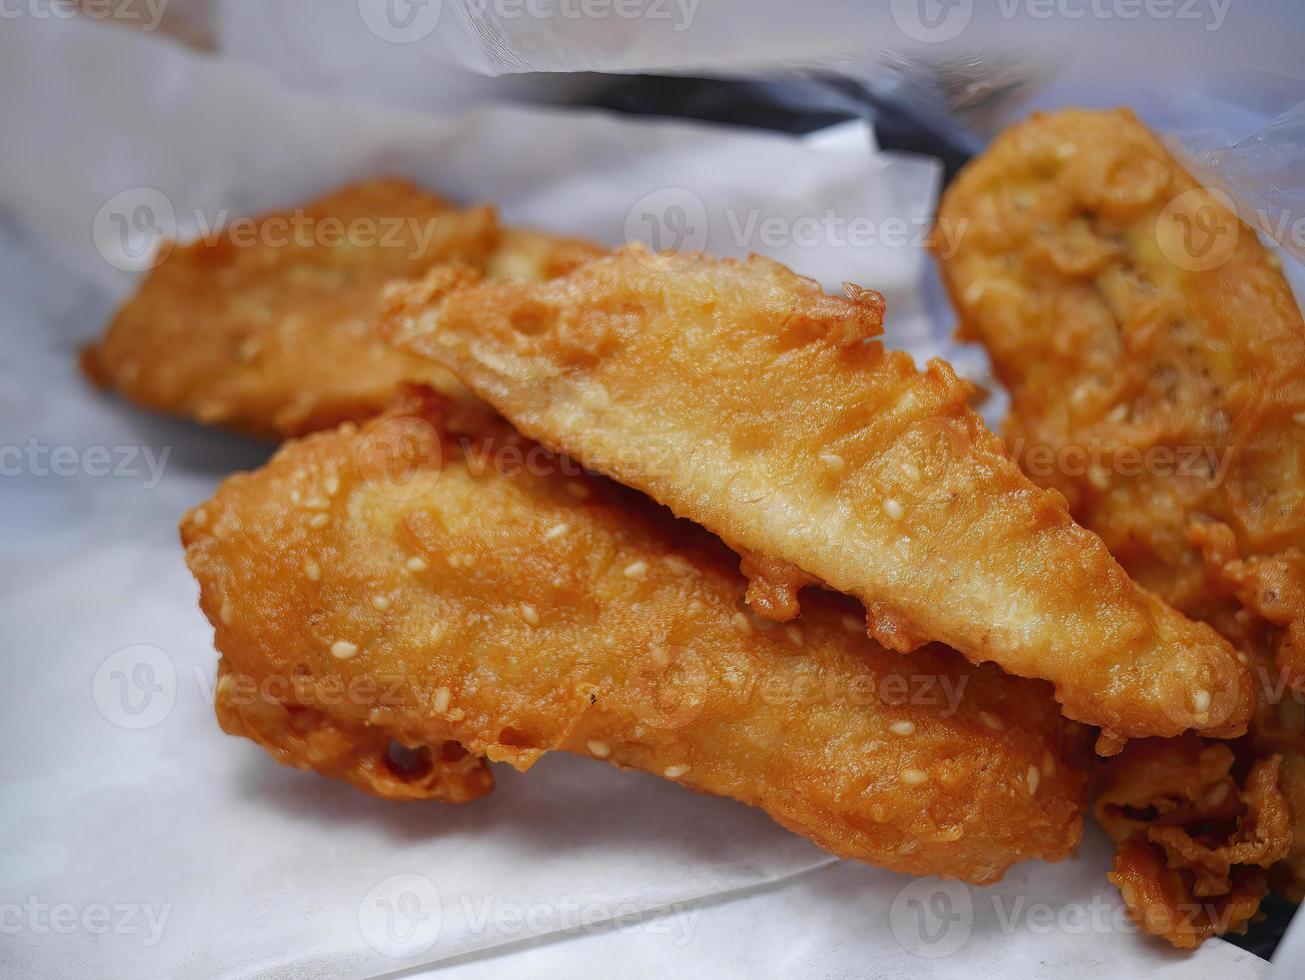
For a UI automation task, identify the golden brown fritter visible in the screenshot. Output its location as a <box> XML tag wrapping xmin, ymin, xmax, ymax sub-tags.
<box><xmin>935</xmin><ymin>107</ymin><xmax>1305</xmax><ymax>685</ymax></box>
<box><xmin>381</xmin><ymin>246</ymin><xmax>1252</xmax><ymax>750</ymax></box>
<box><xmin>182</xmin><ymin>389</ymin><xmax>1086</xmax><ymax>883</ymax></box>
<box><xmin>82</xmin><ymin>178</ymin><xmax>605</xmax><ymax>438</ymax></box>
<box><xmin>1094</xmin><ymin>735</ymin><xmax>1290</xmax><ymax>948</ymax></box>
<box><xmin>936</xmin><ymin>106</ymin><xmax>1305</xmax><ymax>944</ymax></box>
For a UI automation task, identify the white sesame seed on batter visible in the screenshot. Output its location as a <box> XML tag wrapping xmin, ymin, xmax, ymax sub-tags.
<box><xmin>330</xmin><ymin>640</ymin><xmax>359</xmax><ymax>660</ymax></box>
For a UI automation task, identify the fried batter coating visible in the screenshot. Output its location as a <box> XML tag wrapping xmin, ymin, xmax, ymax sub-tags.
<box><xmin>83</xmin><ymin>178</ymin><xmax>605</xmax><ymax>437</ymax></box>
<box><xmin>382</xmin><ymin>246</ymin><xmax>1251</xmax><ymax>749</ymax></box>
<box><xmin>182</xmin><ymin>390</ymin><xmax>1086</xmax><ymax>883</ymax></box>
<box><xmin>935</xmin><ymin>107</ymin><xmax>1305</xmax><ymax>685</ymax></box>
<box><xmin>936</xmin><ymin>107</ymin><xmax>1305</xmax><ymax>943</ymax></box>
<box><xmin>1094</xmin><ymin>736</ymin><xmax>1290</xmax><ymax>947</ymax></box>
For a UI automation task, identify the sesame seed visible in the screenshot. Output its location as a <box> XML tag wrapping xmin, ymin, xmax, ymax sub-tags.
<box><xmin>732</xmin><ymin>612</ymin><xmax>752</xmax><ymax>633</ymax></box>
<box><xmin>520</xmin><ymin>603</ymin><xmax>540</xmax><ymax>626</ymax></box>
<box><xmin>219</xmin><ymin>599</ymin><xmax>233</xmax><ymax>625</ymax></box>
<box><xmin>432</xmin><ymin>687</ymin><xmax>450</xmax><ymax>713</ymax></box>
<box><xmin>1193</xmin><ymin>689</ymin><xmax>1212</xmax><ymax>714</ymax></box>
<box><xmin>901</xmin><ymin>769</ymin><xmax>928</xmax><ymax>785</ymax></box>
<box><xmin>1294</xmin><ymin>412</ymin><xmax>1305</xmax><ymax>425</ymax></box>
<box><xmin>890</xmin><ymin>720</ymin><xmax>916</xmax><ymax>736</ymax></box>
<box><xmin>785</xmin><ymin>626</ymin><xmax>803</xmax><ymax>647</ymax></box>
<box><xmin>429</xmin><ymin>623</ymin><xmax>446</xmax><ymax>643</ymax></box>
<box><xmin>567</xmin><ymin>482</ymin><xmax>591</xmax><ymax>499</ymax></box>
<box><xmin>1027</xmin><ymin>765</ymin><xmax>1040</xmax><ymax>794</ymax></box>
<box><xmin>819</xmin><ymin>452</ymin><xmax>845</xmax><ymax>471</ymax></box>
<box><xmin>623</xmin><ymin>561</ymin><xmax>648</xmax><ymax>580</ymax></box>
<box><xmin>330</xmin><ymin>640</ymin><xmax>359</xmax><ymax>660</ymax></box>
<box><xmin>290</xmin><ymin>489</ymin><xmax>302</xmax><ymax>505</ymax></box>
<box><xmin>1043</xmin><ymin>750</ymin><xmax>1056</xmax><ymax>777</ymax></box>
<box><xmin>191</xmin><ymin>509</ymin><xmax>208</xmax><ymax>527</ymax></box>
<box><xmin>324</xmin><ymin>473</ymin><xmax>340</xmax><ymax>496</ymax></box>
<box><xmin>979</xmin><ymin>711</ymin><xmax>1004</xmax><ymax>731</ymax></box>
<box><xmin>663</xmin><ymin>556</ymin><xmax>693</xmax><ymax>575</ymax></box>
<box><xmin>308</xmin><ymin>513</ymin><xmax>330</xmax><ymax>529</ymax></box>
<box><xmin>406</xmin><ymin>556</ymin><xmax>428</xmax><ymax>572</ymax></box>
<box><xmin>545</xmin><ymin>523</ymin><xmax>570</xmax><ymax>540</ymax></box>
<box><xmin>841</xmin><ymin>614</ymin><xmax>863</xmax><ymax>634</ymax></box>
<box><xmin>447</xmin><ymin>708</ymin><xmax>465</xmax><ymax>721</ymax></box>
<box><xmin>901</xmin><ymin>462</ymin><xmax>920</xmax><ymax>481</ymax></box>
<box><xmin>304</xmin><ymin>497</ymin><xmax>330</xmax><ymax>510</ymax></box>
<box><xmin>372</xmin><ymin>594</ymin><xmax>391</xmax><ymax>612</ymax></box>
<box><xmin>339</xmin><ymin>422</ymin><xmax>358</xmax><ymax>436</ymax></box>
<box><xmin>884</xmin><ymin>498</ymin><xmax>904</xmax><ymax>520</ymax></box>
<box><xmin>664</xmin><ymin>764</ymin><xmax>691</xmax><ymax>779</ymax></box>
<box><xmin>304</xmin><ymin>560</ymin><xmax>321</xmax><ymax>581</ymax></box>
<box><xmin>587</xmin><ymin>739</ymin><xmax>611</xmax><ymax>758</ymax></box>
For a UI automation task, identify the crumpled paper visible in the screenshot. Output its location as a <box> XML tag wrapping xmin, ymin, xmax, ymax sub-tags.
<box><xmin>0</xmin><ymin>13</ymin><xmax>1277</xmax><ymax>978</ymax></box>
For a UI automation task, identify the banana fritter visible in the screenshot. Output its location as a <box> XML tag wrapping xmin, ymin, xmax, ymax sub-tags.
<box><xmin>936</xmin><ymin>107</ymin><xmax>1305</xmax><ymax>686</ymax></box>
<box><xmin>182</xmin><ymin>390</ymin><xmax>1086</xmax><ymax>883</ymax></box>
<box><xmin>382</xmin><ymin>246</ymin><xmax>1252</xmax><ymax>751</ymax></box>
<box><xmin>936</xmin><ymin>106</ymin><xmax>1305</xmax><ymax>945</ymax></box>
<box><xmin>83</xmin><ymin>178</ymin><xmax>604</xmax><ymax>437</ymax></box>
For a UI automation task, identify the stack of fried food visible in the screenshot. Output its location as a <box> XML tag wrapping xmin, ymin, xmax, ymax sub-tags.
<box><xmin>936</xmin><ymin>108</ymin><xmax>1304</xmax><ymax>946</ymax></box>
<box><xmin>83</xmin><ymin>108</ymin><xmax>1304</xmax><ymax>949</ymax></box>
